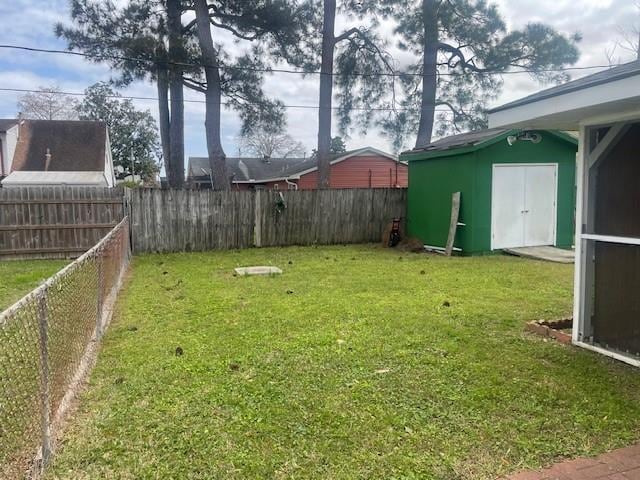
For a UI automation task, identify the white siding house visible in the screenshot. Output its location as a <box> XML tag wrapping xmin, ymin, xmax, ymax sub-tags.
<box><xmin>0</xmin><ymin>119</ymin><xmax>115</xmax><ymax>188</ymax></box>
<box><xmin>0</xmin><ymin>120</ymin><xmax>19</xmax><ymax>179</ymax></box>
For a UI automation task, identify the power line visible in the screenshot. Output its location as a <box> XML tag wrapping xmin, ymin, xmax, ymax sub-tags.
<box><xmin>0</xmin><ymin>44</ymin><xmax>617</xmax><ymax>79</ymax></box>
<box><xmin>0</xmin><ymin>86</ymin><xmax>473</xmax><ymax>114</ymax></box>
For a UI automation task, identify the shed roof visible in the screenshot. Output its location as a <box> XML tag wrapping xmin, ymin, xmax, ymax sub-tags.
<box><xmin>402</xmin><ymin>129</ymin><xmax>577</xmax><ymax>162</ymax></box>
<box><xmin>11</xmin><ymin>120</ymin><xmax>107</xmax><ymax>172</ymax></box>
<box><xmin>410</xmin><ymin>128</ymin><xmax>511</xmax><ymax>153</ymax></box>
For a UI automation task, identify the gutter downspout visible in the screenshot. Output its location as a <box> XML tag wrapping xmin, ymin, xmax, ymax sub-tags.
<box><xmin>285</xmin><ymin>178</ymin><xmax>298</xmax><ymax>190</ymax></box>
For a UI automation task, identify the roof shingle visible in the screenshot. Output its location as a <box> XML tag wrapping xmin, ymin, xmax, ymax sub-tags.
<box><xmin>10</xmin><ymin>120</ymin><xmax>107</xmax><ymax>172</ymax></box>
<box><xmin>0</xmin><ymin>119</ymin><xmax>18</xmax><ymax>132</ymax></box>
<box><xmin>188</xmin><ymin>156</ymin><xmax>316</xmax><ymax>182</ymax></box>
<box><xmin>188</xmin><ymin>148</ymin><xmax>398</xmax><ymax>182</ymax></box>
<box><xmin>407</xmin><ymin>128</ymin><xmax>511</xmax><ymax>153</ymax></box>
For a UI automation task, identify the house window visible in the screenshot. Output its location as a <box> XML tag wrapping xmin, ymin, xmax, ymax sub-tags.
<box><xmin>288</xmin><ymin>182</ymin><xmax>297</xmax><ymax>190</ymax></box>
<box><xmin>273</xmin><ymin>183</ymin><xmax>279</xmax><ymax>191</ymax></box>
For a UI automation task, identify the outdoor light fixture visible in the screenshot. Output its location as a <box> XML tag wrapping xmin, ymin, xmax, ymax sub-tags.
<box><xmin>506</xmin><ymin>132</ymin><xmax>542</xmax><ymax>146</ymax></box>
<box><xmin>519</xmin><ymin>132</ymin><xmax>542</xmax><ymax>144</ymax></box>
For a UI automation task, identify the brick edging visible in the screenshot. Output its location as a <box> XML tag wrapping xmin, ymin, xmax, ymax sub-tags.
<box><xmin>524</xmin><ymin>318</ymin><xmax>572</xmax><ymax>345</ymax></box>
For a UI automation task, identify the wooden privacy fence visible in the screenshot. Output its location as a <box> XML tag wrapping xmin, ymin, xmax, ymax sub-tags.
<box><xmin>127</xmin><ymin>188</ymin><xmax>407</xmax><ymax>253</ymax></box>
<box><xmin>0</xmin><ymin>187</ymin><xmax>125</xmax><ymax>260</ymax></box>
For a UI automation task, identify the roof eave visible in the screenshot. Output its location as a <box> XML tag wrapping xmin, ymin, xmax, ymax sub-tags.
<box><xmin>488</xmin><ymin>68</ymin><xmax>640</xmax><ymax>114</ymax></box>
<box><xmin>546</xmin><ymin>130</ymin><xmax>579</xmax><ymax>146</ymax></box>
<box><xmin>489</xmin><ymin>72</ymin><xmax>640</xmax><ymax>130</ymax></box>
<box><xmin>401</xmin><ymin>130</ymin><xmax>518</xmax><ymax>162</ymax></box>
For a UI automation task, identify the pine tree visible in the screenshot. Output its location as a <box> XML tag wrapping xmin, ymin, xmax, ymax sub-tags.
<box><xmin>311</xmin><ymin>0</ymin><xmax>395</xmax><ymax>188</ymax></box>
<box><xmin>189</xmin><ymin>0</ymin><xmax>313</xmax><ymax>190</ymax></box>
<box><xmin>386</xmin><ymin>0</ymin><xmax>581</xmax><ymax>149</ymax></box>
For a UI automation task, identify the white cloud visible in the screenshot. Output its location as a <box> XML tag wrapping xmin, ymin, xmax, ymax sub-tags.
<box><xmin>0</xmin><ymin>0</ymin><xmax>637</xmax><ymax>157</ymax></box>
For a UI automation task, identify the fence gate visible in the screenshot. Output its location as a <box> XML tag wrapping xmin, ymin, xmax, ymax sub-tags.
<box><xmin>0</xmin><ymin>187</ymin><xmax>125</xmax><ymax>260</ymax></box>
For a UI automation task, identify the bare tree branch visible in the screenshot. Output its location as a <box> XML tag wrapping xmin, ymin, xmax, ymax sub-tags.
<box><xmin>17</xmin><ymin>86</ymin><xmax>79</xmax><ymax>120</ymax></box>
<box><xmin>240</xmin><ymin>129</ymin><xmax>305</xmax><ymax>158</ymax></box>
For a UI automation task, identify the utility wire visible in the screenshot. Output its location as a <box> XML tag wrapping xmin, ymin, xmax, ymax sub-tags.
<box><xmin>0</xmin><ymin>44</ymin><xmax>618</xmax><ymax>78</ymax></box>
<box><xmin>0</xmin><ymin>86</ymin><xmax>472</xmax><ymax>114</ymax></box>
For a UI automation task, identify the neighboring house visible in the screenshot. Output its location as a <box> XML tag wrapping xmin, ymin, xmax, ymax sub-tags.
<box><xmin>402</xmin><ymin>129</ymin><xmax>578</xmax><ymax>254</ymax></box>
<box><xmin>0</xmin><ymin>119</ymin><xmax>19</xmax><ymax>180</ymax></box>
<box><xmin>488</xmin><ymin>60</ymin><xmax>640</xmax><ymax>366</ymax></box>
<box><xmin>187</xmin><ymin>147</ymin><xmax>407</xmax><ymax>190</ymax></box>
<box><xmin>0</xmin><ymin>119</ymin><xmax>116</xmax><ymax>188</ymax></box>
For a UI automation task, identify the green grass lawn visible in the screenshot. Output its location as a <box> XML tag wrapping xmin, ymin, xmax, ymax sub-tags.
<box><xmin>47</xmin><ymin>246</ymin><xmax>640</xmax><ymax>479</ymax></box>
<box><xmin>0</xmin><ymin>260</ymin><xmax>68</xmax><ymax>311</ymax></box>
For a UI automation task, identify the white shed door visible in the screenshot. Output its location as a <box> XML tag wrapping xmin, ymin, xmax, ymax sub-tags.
<box><xmin>492</xmin><ymin>164</ymin><xmax>557</xmax><ymax>250</ymax></box>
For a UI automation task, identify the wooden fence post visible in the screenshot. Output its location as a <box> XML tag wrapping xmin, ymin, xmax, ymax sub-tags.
<box><xmin>123</xmin><ymin>188</ymin><xmax>133</xmax><ymax>254</ymax></box>
<box><xmin>254</xmin><ymin>190</ymin><xmax>262</xmax><ymax>248</ymax></box>
<box><xmin>37</xmin><ymin>291</ymin><xmax>52</xmax><ymax>470</ymax></box>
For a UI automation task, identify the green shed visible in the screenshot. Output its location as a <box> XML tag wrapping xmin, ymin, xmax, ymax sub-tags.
<box><xmin>402</xmin><ymin>129</ymin><xmax>578</xmax><ymax>255</ymax></box>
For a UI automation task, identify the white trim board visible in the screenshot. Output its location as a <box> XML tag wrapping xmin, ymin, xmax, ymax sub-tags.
<box><xmin>581</xmin><ymin>234</ymin><xmax>640</xmax><ymax>246</ymax></box>
<box><xmin>574</xmin><ymin>341</ymin><xmax>640</xmax><ymax>368</ymax></box>
<box><xmin>488</xmin><ymin>75</ymin><xmax>640</xmax><ymax>130</ymax></box>
<box><xmin>580</xmin><ymin>110</ymin><xmax>640</xmax><ymax>128</ymax></box>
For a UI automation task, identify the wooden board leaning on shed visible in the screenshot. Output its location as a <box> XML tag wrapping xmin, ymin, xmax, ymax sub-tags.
<box><xmin>445</xmin><ymin>192</ymin><xmax>461</xmax><ymax>256</ymax></box>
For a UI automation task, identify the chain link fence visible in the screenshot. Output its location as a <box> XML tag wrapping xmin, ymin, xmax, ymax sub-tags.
<box><xmin>0</xmin><ymin>217</ymin><xmax>131</xmax><ymax>479</ymax></box>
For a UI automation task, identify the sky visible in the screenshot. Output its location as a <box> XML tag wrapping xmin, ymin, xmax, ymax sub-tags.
<box><xmin>0</xmin><ymin>0</ymin><xmax>638</xmax><ymax>164</ymax></box>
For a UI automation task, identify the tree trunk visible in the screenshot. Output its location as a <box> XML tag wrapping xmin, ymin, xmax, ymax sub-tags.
<box><xmin>415</xmin><ymin>0</ymin><xmax>439</xmax><ymax>148</ymax></box>
<box><xmin>167</xmin><ymin>0</ymin><xmax>185</xmax><ymax>188</ymax></box>
<box><xmin>316</xmin><ymin>0</ymin><xmax>336</xmax><ymax>189</ymax></box>
<box><xmin>156</xmin><ymin>66</ymin><xmax>171</xmax><ymax>173</ymax></box>
<box><xmin>194</xmin><ymin>0</ymin><xmax>229</xmax><ymax>191</ymax></box>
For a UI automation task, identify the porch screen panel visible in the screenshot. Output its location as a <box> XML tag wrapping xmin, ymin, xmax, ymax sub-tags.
<box><xmin>591</xmin><ymin>123</ymin><xmax>640</xmax><ymax>356</ymax></box>
<box><xmin>594</xmin><ymin>123</ymin><xmax>640</xmax><ymax>237</ymax></box>
<box><xmin>592</xmin><ymin>242</ymin><xmax>640</xmax><ymax>356</ymax></box>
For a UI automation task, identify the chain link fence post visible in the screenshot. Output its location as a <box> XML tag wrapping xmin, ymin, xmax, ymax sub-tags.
<box><xmin>37</xmin><ymin>290</ymin><xmax>52</xmax><ymax>471</ymax></box>
<box><xmin>96</xmin><ymin>249</ymin><xmax>104</xmax><ymax>339</ymax></box>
